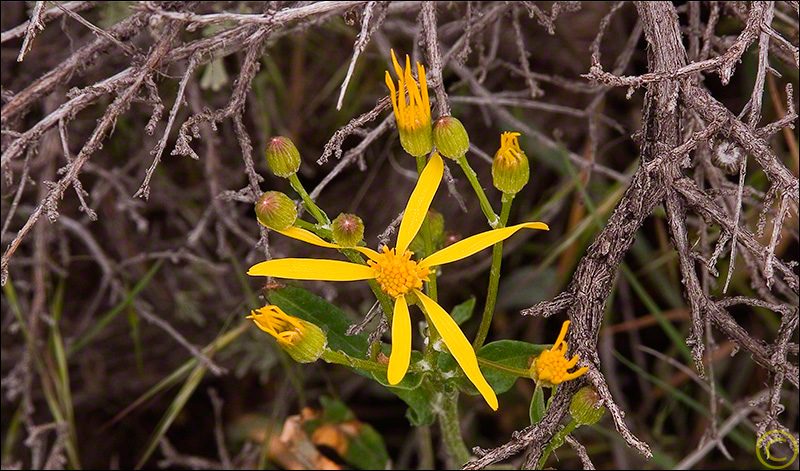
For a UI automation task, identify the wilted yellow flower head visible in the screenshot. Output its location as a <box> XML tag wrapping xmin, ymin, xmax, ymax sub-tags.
<box><xmin>248</xmin><ymin>305</ymin><xmax>327</xmax><ymax>363</ymax></box>
<box><xmin>384</xmin><ymin>49</ymin><xmax>433</xmax><ymax>157</ymax></box>
<box><xmin>531</xmin><ymin>320</ymin><xmax>588</xmax><ymax>386</ymax></box>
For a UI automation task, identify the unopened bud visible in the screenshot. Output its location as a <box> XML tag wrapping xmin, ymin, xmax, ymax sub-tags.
<box><xmin>248</xmin><ymin>305</ymin><xmax>327</xmax><ymax>363</ymax></box>
<box><xmin>492</xmin><ymin>132</ymin><xmax>529</xmax><ymax>195</ymax></box>
<box><xmin>332</xmin><ymin>213</ymin><xmax>365</xmax><ymax>247</ymax></box>
<box><xmin>569</xmin><ymin>387</ymin><xmax>606</xmax><ymax>425</ymax></box>
<box><xmin>265</xmin><ymin>136</ymin><xmax>301</xmax><ymax>177</ymax></box>
<box><xmin>433</xmin><ymin>116</ymin><xmax>470</xmax><ymax>160</ymax></box>
<box><xmin>255</xmin><ymin>191</ymin><xmax>297</xmax><ymax>230</ymax></box>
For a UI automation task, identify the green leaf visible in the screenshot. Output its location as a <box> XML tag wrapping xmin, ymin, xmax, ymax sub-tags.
<box><xmin>530</xmin><ymin>384</ymin><xmax>545</xmax><ymax>424</ymax></box>
<box><xmin>441</xmin><ymin>340</ymin><xmax>547</xmax><ymax>395</ymax></box>
<box><xmin>267</xmin><ymin>286</ymin><xmax>433</xmax><ymax>425</ymax></box>
<box><xmin>451</xmin><ymin>297</ymin><xmax>476</xmax><ymax>325</ymax></box>
<box><xmin>268</xmin><ymin>285</ymin><xmax>370</xmax><ymax>357</ymax></box>
<box><xmin>370</xmin><ymin>350</ymin><xmax>426</xmax><ymax>390</ymax></box>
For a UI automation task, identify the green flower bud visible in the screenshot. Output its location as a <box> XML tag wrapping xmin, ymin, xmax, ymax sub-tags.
<box><xmin>569</xmin><ymin>387</ymin><xmax>606</xmax><ymax>426</ymax></box>
<box><xmin>492</xmin><ymin>132</ymin><xmax>529</xmax><ymax>195</ymax></box>
<box><xmin>255</xmin><ymin>191</ymin><xmax>297</xmax><ymax>230</ymax></box>
<box><xmin>331</xmin><ymin>213</ymin><xmax>365</xmax><ymax>247</ymax></box>
<box><xmin>248</xmin><ymin>305</ymin><xmax>328</xmax><ymax>363</ymax></box>
<box><xmin>409</xmin><ymin>210</ymin><xmax>445</xmax><ymax>256</ymax></box>
<box><xmin>399</xmin><ymin>124</ymin><xmax>434</xmax><ymax>158</ymax></box>
<box><xmin>433</xmin><ymin>116</ymin><xmax>469</xmax><ymax>160</ymax></box>
<box><xmin>265</xmin><ymin>136</ymin><xmax>301</xmax><ymax>177</ymax></box>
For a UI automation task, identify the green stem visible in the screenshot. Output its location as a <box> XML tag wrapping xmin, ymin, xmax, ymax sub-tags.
<box><xmin>288</xmin><ymin>173</ymin><xmax>330</xmax><ymax>225</ymax></box>
<box><xmin>416</xmin><ymin>425</ymin><xmax>435</xmax><ymax>470</ymax></box>
<box><xmin>457</xmin><ymin>154</ymin><xmax>499</xmax><ymax>227</ymax></box>
<box><xmin>437</xmin><ymin>388</ymin><xmax>471</xmax><ymax>468</ymax></box>
<box><xmin>538</xmin><ymin>419</ymin><xmax>579</xmax><ymax>469</ymax></box>
<box><xmin>473</xmin><ymin>193</ymin><xmax>514</xmax><ymax>349</ymax></box>
<box><xmin>321</xmin><ymin>349</ymin><xmax>388</xmax><ymax>373</ymax></box>
<box><xmin>477</xmin><ymin>357</ymin><xmax>530</xmax><ymax>378</ymax></box>
<box><xmin>415</xmin><ymin>154</ymin><xmax>441</xmax><ymax>358</ymax></box>
<box><xmin>293</xmin><ymin>218</ymin><xmax>333</xmax><ymax>239</ymax></box>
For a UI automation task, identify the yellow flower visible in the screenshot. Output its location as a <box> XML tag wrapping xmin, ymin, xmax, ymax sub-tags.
<box><xmin>248</xmin><ymin>153</ymin><xmax>549</xmax><ymax>410</ymax></box>
<box><xmin>384</xmin><ymin>49</ymin><xmax>433</xmax><ymax>157</ymax></box>
<box><xmin>248</xmin><ymin>305</ymin><xmax>327</xmax><ymax>363</ymax></box>
<box><xmin>492</xmin><ymin>132</ymin><xmax>529</xmax><ymax>195</ymax></box>
<box><xmin>531</xmin><ymin>321</ymin><xmax>588</xmax><ymax>386</ymax></box>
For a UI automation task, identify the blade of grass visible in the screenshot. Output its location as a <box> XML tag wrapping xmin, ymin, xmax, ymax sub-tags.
<box><xmin>68</xmin><ymin>259</ymin><xmax>164</xmax><ymax>356</ymax></box>
<box><xmin>134</xmin><ymin>320</ymin><xmax>250</xmax><ymax>469</ymax></box>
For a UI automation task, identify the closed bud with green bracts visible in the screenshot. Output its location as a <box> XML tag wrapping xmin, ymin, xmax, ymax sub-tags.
<box><xmin>248</xmin><ymin>305</ymin><xmax>328</xmax><ymax>363</ymax></box>
<box><xmin>255</xmin><ymin>191</ymin><xmax>297</xmax><ymax>230</ymax></box>
<box><xmin>332</xmin><ymin>213</ymin><xmax>365</xmax><ymax>247</ymax></box>
<box><xmin>492</xmin><ymin>132</ymin><xmax>529</xmax><ymax>195</ymax></box>
<box><xmin>569</xmin><ymin>386</ymin><xmax>606</xmax><ymax>426</ymax></box>
<box><xmin>265</xmin><ymin>136</ymin><xmax>301</xmax><ymax>177</ymax></box>
<box><xmin>433</xmin><ymin>116</ymin><xmax>469</xmax><ymax>160</ymax></box>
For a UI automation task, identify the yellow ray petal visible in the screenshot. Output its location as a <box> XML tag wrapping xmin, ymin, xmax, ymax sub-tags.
<box><xmin>396</xmin><ymin>153</ymin><xmax>444</xmax><ymax>253</ymax></box>
<box><xmin>387</xmin><ymin>296</ymin><xmax>411</xmax><ymax>385</ymax></box>
<box><xmin>553</xmin><ymin>320</ymin><xmax>570</xmax><ymax>349</ymax></box>
<box><xmin>385</xmin><ymin>71</ymin><xmax>398</xmax><ymax>114</ymax></box>
<box><xmin>564</xmin><ymin>366</ymin><xmax>589</xmax><ymax>381</ymax></box>
<box><xmin>390</xmin><ymin>49</ymin><xmax>403</xmax><ymax>80</ymax></box>
<box><xmin>418</xmin><ymin>62</ymin><xmax>429</xmax><ymax>113</ymax></box>
<box><xmin>277</xmin><ymin>226</ymin><xmax>339</xmax><ymax>248</ymax></box>
<box><xmin>248</xmin><ymin>258</ymin><xmax>376</xmax><ymax>281</ymax></box>
<box><xmin>419</xmin><ymin>221</ymin><xmax>549</xmax><ymax>268</ymax></box>
<box><xmin>276</xmin><ymin>227</ymin><xmax>380</xmax><ymax>261</ymax></box>
<box><xmin>414</xmin><ymin>289</ymin><xmax>498</xmax><ymax>411</ymax></box>
<box><xmin>405</xmin><ymin>55</ymin><xmax>423</xmax><ymax>108</ymax></box>
<box><xmin>565</xmin><ymin>355</ymin><xmax>579</xmax><ymax>369</ymax></box>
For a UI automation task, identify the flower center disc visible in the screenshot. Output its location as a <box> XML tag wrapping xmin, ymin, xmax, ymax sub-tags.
<box><xmin>369</xmin><ymin>246</ymin><xmax>431</xmax><ymax>297</ymax></box>
<box><xmin>536</xmin><ymin>350</ymin><xmax>570</xmax><ymax>384</ymax></box>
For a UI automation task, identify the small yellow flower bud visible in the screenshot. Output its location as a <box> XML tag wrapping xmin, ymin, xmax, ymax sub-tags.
<box><xmin>248</xmin><ymin>305</ymin><xmax>327</xmax><ymax>363</ymax></box>
<box><xmin>255</xmin><ymin>191</ymin><xmax>297</xmax><ymax>230</ymax></box>
<box><xmin>265</xmin><ymin>136</ymin><xmax>301</xmax><ymax>177</ymax></box>
<box><xmin>331</xmin><ymin>213</ymin><xmax>365</xmax><ymax>247</ymax></box>
<box><xmin>433</xmin><ymin>116</ymin><xmax>469</xmax><ymax>160</ymax></box>
<box><xmin>569</xmin><ymin>387</ymin><xmax>606</xmax><ymax>425</ymax></box>
<box><xmin>492</xmin><ymin>132</ymin><xmax>529</xmax><ymax>195</ymax></box>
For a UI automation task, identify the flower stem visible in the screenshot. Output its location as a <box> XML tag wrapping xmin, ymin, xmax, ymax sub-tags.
<box><xmin>457</xmin><ymin>154</ymin><xmax>499</xmax><ymax>227</ymax></box>
<box><xmin>473</xmin><ymin>192</ymin><xmax>514</xmax><ymax>350</ymax></box>
<box><xmin>321</xmin><ymin>349</ymin><xmax>387</xmax><ymax>372</ymax></box>
<box><xmin>415</xmin><ymin>154</ymin><xmax>441</xmax><ymax>358</ymax></box>
<box><xmin>415</xmin><ymin>154</ymin><xmax>438</xmax><ymax>302</ymax></box>
<box><xmin>437</xmin><ymin>388</ymin><xmax>471</xmax><ymax>468</ymax></box>
<box><xmin>293</xmin><ymin>218</ymin><xmax>332</xmax><ymax>239</ymax></box>
<box><xmin>538</xmin><ymin>419</ymin><xmax>579</xmax><ymax>469</ymax></box>
<box><xmin>288</xmin><ymin>173</ymin><xmax>330</xmax><ymax>225</ymax></box>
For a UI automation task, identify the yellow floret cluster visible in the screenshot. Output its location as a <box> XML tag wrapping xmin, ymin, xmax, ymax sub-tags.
<box><xmin>368</xmin><ymin>246</ymin><xmax>431</xmax><ymax>298</ymax></box>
